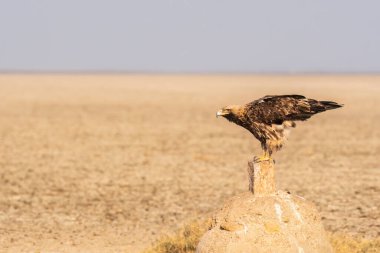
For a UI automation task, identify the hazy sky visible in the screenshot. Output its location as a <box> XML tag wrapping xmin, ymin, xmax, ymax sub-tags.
<box><xmin>1</xmin><ymin>1</ymin><xmax>379</xmax><ymax>73</ymax></box>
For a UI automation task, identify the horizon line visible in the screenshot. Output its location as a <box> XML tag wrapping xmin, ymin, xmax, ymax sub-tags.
<box><xmin>1</xmin><ymin>70</ymin><xmax>380</xmax><ymax>75</ymax></box>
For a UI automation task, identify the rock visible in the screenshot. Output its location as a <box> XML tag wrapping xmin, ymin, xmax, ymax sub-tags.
<box><xmin>196</xmin><ymin>158</ymin><xmax>333</xmax><ymax>253</ymax></box>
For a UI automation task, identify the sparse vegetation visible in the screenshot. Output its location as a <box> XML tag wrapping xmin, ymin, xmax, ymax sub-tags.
<box><xmin>144</xmin><ymin>220</ymin><xmax>211</xmax><ymax>253</ymax></box>
<box><xmin>329</xmin><ymin>233</ymin><xmax>380</xmax><ymax>253</ymax></box>
<box><xmin>145</xmin><ymin>220</ymin><xmax>380</xmax><ymax>253</ymax></box>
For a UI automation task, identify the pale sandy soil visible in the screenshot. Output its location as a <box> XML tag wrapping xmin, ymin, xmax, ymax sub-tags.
<box><xmin>0</xmin><ymin>75</ymin><xmax>379</xmax><ymax>253</ymax></box>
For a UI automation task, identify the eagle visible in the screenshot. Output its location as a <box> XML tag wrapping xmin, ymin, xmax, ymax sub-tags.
<box><xmin>216</xmin><ymin>95</ymin><xmax>342</xmax><ymax>162</ymax></box>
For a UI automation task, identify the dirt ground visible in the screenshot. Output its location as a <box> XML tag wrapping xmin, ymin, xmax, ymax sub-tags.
<box><xmin>0</xmin><ymin>75</ymin><xmax>379</xmax><ymax>253</ymax></box>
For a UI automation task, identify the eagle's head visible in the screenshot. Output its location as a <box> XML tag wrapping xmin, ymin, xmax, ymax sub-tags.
<box><xmin>216</xmin><ymin>105</ymin><xmax>243</xmax><ymax>120</ymax></box>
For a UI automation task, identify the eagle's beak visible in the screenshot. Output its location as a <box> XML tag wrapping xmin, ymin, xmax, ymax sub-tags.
<box><xmin>216</xmin><ymin>109</ymin><xmax>224</xmax><ymax>118</ymax></box>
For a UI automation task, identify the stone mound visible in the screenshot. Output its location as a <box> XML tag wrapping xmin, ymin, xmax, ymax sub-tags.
<box><xmin>197</xmin><ymin>190</ymin><xmax>333</xmax><ymax>253</ymax></box>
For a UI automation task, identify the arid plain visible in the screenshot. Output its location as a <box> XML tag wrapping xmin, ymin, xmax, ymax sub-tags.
<box><xmin>0</xmin><ymin>75</ymin><xmax>379</xmax><ymax>253</ymax></box>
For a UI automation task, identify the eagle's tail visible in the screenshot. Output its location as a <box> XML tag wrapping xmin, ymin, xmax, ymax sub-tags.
<box><xmin>319</xmin><ymin>101</ymin><xmax>343</xmax><ymax>110</ymax></box>
<box><xmin>308</xmin><ymin>99</ymin><xmax>343</xmax><ymax>114</ymax></box>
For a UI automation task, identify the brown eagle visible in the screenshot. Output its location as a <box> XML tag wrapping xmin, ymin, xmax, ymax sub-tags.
<box><xmin>216</xmin><ymin>95</ymin><xmax>342</xmax><ymax>162</ymax></box>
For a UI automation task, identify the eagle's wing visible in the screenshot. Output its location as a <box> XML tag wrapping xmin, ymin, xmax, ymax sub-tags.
<box><xmin>246</xmin><ymin>95</ymin><xmax>342</xmax><ymax>125</ymax></box>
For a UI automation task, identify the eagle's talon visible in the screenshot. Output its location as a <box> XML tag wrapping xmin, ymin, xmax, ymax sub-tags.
<box><xmin>254</xmin><ymin>155</ymin><xmax>274</xmax><ymax>163</ymax></box>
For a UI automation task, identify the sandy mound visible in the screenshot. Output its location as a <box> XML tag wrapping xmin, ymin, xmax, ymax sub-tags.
<box><xmin>197</xmin><ymin>190</ymin><xmax>332</xmax><ymax>253</ymax></box>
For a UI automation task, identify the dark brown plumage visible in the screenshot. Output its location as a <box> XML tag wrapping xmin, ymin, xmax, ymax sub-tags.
<box><xmin>216</xmin><ymin>95</ymin><xmax>342</xmax><ymax>160</ymax></box>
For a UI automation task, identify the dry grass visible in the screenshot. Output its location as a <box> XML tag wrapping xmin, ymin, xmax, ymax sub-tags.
<box><xmin>145</xmin><ymin>220</ymin><xmax>380</xmax><ymax>253</ymax></box>
<box><xmin>144</xmin><ymin>220</ymin><xmax>211</xmax><ymax>253</ymax></box>
<box><xmin>329</xmin><ymin>233</ymin><xmax>380</xmax><ymax>253</ymax></box>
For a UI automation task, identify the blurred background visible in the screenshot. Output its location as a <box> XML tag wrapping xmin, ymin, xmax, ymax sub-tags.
<box><xmin>0</xmin><ymin>1</ymin><xmax>379</xmax><ymax>253</ymax></box>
